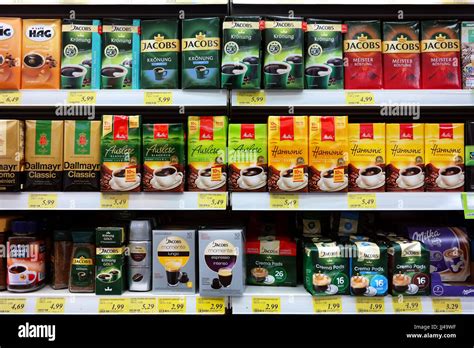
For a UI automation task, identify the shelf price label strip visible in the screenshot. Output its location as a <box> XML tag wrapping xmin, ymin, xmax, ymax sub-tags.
<box><xmin>197</xmin><ymin>193</ymin><xmax>227</xmax><ymax>210</ymax></box>
<box><xmin>67</xmin><ymin>91</ymin><xmax>97</xmax><ymax>105</ymax></box>
<box><xmin>100</xmin><ymin>193</ymin><xmax>129</xmax><ymax>209</ymax></box>
<box><xmin>0</xmin><ymin>91</ymin><xmax>21</xmax><ymax>105</ymax></box>
<box><xmin>98</xmin><ymin>298</ymin><xmax>130</xmax><ymax>314</ymax></box>
<box><xmin>0</xmin><ymin>298</ymin><xmax>27</xmax><ymax>313</ymax></box>
<box><xmin>196</xmin><ymin>297</ymin><xmax>225</xmax><ymax>314</ymax></box>
<box><xmin>432</xmin><ymin>298</ymin><xmax>462</xmax><ymax>313</ymax></box>
<box><xmin>252</xmin><ymin>297</ymin><xmax>281</xmax><ymax>314</ymax></box>
<box><xmin>345</xmin><ymin>91</ymin><xmax>375</xmax><ymax>105</ymax></box>
<box><xmin>157</xmin><ymin>297</ymin><xmax>186</xmax><ymax>314</ymax></box>
<box><xmin>129</xmin><ymin>298</ymin><xmax>157</xmax><ymax>314</ymax></box>
<box><xmin>144</xmin><ymin>91</ymin><xmax>173</xmax><ymax>106</ymax></box>
<box><xmin>36</xmin><ymin>298</ymin><xmax>66</xmax><ymax>314</ymax></box>
<box><xmin>269</xmin><ymin>194</ymin><xmax>299</xmax><ymax>210</ymax></box>
<box><xmin>236</xmin><ymin>90</ymin><xmax>266</xmax><ymax>106</ymax></box>
<box><xmin>348</xmin><ymin>193</ymin><xmax>377</xmax><ymax>209</ymax></box>
<box><xmin>392</xmin><ymin>296</ymin><xmax>422</xmax><ymax>313</ymax></box>
<box><xmin>461</xmin><ymin>193</ymin><xmax>474</xmax><ymax>219</ymax></box>
<box><xmin>313</xmin><ymin>297</ymin><xmax>343</xmax><ymax>313</ymax></box>
<box><xmin>28</xmin><ymin>193</ymin><xmax>58</xmax><ymax>209</ymax></box>
<box><xmin>355</xmin><ymin>297</ymin><xmax>385</xmax><ymax>314</ymax></box>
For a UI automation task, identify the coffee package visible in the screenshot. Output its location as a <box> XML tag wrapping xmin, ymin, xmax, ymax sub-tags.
<box><xmin>348</xmin><ymin>123</ymin><xmax>386</xmax><ymax>192</ymax></box>
<box><xmin>462</xmin><ymin>22</ymin><xmax>474</xmax><ymax>89</ymax></box>
<box><xmin>0</xmin><ymin>18</ymin><xmax>21</xmax><ymax>89</ymax></box>
<box><xmin>101</xmin><ymin>19</ymin><xmax>140</xmax><ymax>89</ymax></box>
<box><xmin>0</xmin><ymin>120</ymin><xmax>24</xmax><ymax>192</ymax></box>
<box><xmin>421</xmin><ymin>20</ymin><xmax>461</xmax><ymax>89</ymax></box>
<box><xmin>309</xmin><ymin>116</ymin><xmax>349</xmax><ymax>192</ymax></box>
<box><xmin>344</xmin><ymin>20</ymin><xmax>383</xmax><ymax>89</ymax></box>
<box><xmin>63</xmin><ymin>120</ymin><xmax>101</xmax><ymax>191</ymax></box>
<box><xmin>100</xmin><ymin>115</ymin><xmax>142</xmax><ymax>192</ymax></box>
<box><xmin>22</xmin><ymin>19</ymin><xmax>61</xmax><ymax>89</ymax></box>
<box><xmin>182</xmin><ymin>17</ymin><xmax>221</xmax><ymax>89</ymax></box>
<box><xmin>268</xmin><ymin>116</ymin><xmax>308</xmax><ymax>192</ymax></box>
<box><xmin>383</xmin><ymin>21</ymin><xmax>421</xmax><ymax>89</ymax></box>
<box><xmin>425</xmin><ymin>123</ymin><xmax>464</xmax><ymax>192</ymax></box>
<box><xmin>466</xmin><ymin>121</ymin><xmax>474</xmax><ymax>191</ymax></box>
<box><xmin>96</xmin><ymin>227</ymin><xmax>125</xmax><ymax>296</ymax></box>
<box><xmin>187</xmin><ymin>116</ymin><xmax>228</xmax><ymax>192</ymax></box>
<box><xmin>228</xmin><ymin>124</ymin><xmax>267</xmax><ymax>192</ymax></box>
<box><xmin>222</xmin><ymin>16</ymin><xmax>262</xmax><ymax>89</ymax></box>
<box><xmin>386</xmin><ymin>123</ymin><xmax>425</xmax><ymax>192</ymax></box>
<box><xmin>141</xmin><ymin>19</ymin><xmax>180</xmax><ymax>89</ymax></box>
<box><xmin>25</xmin><ymin>120</ymin><xmax>63</xmax><ymax>191</ymax></box>
<box><xmin>96</xmin><ymin>227</ymin><xmax>125</xmax><ymax>247</ymax></box>
<box><xmin>61</xmin><ymin>19</ymin><xmax>101</xmax><ymax>89</ymax></box>
<box><xmin>143</xmin><ymin>123</ymin><xmax>185</xmax><ymax>192</ymax></box>
<box><xmin>305</xmin><ymin>19</ymin><xmax>344</xmax><ymax>89</ymax></box>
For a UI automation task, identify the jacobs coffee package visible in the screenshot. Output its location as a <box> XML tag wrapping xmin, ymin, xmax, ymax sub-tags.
<box><xmin>268</xmin><ymin>116</ymin><xmax>308</xmax><ymax>192</ymax></box>
<box><xmin>305</xmin><ymin>19</ymin><xmax>345</xmax><ymax>89</ymax></box>
<box><xmin>0</xmin><ymin>120</ymin><xmax>24</xmax><ymax>191</ymax></box>
<box><xmin>187</xmin><ymin>116</ymin><xmax>228</xmax><ymax>191</ymax></box>
<box><xmin>309</xmin><ymin>116</ymin><xmax>349</xmax><ymax>193</ymax></box>
<box><xmin>100</xmin><ymin>115</ymin><xmax>142</xmax><ymax>192</ymax></box>
<box><xmin>141</xmin><ymin>19</ymin><xmax>180</xmax><ymax>89</ymax></box>
<box><xmin>101</xmin><ymin>19</ymin><xmax>140</xmax><ymax>89</ymax></box>
<box><xmin>425</xmin><ymin>123</ymin><xmax>464</xmax><ymax>192</ymax></box>
<box><xmin>383</xmin><ymin>21</ymin><xmax>421</xmax><ymax>89</ymax></box>
<box><xmin>461</xmin><ymin>22</ymin><xmax>474</xmax><ymax>89</ymax></box>
<box><xmin>95</xmin><ymin>227</ymin><xmax>125</xmax><ymax>295</ymax></box>
<box><xmin>25</xmin><ymin>120</ymin><xmax>63</xmax><ymax>191</ymax></box>
<box><xmin>421</xmin><ymin>20</ymin><xmax>461</xmax><ymax>89</ymax></box>
<box><xmin>142</xmin><ymin>123</ymin><xmax>185</xmax><ymax>192</ymax></box>
<box><xmin>221</xmin><ymin>16</ymin><xmax>262</xmax><ymax>89</ymax></box>
<box><xmin>228</xmin><ymin>124</ymin><xmax>267</xmax><ymax>192</ymax></box>
<box><xmin>182</xmin><ymin>17</ymin><xmax>221</xmax><ymax>89</ymax></box>
<box><xmin>61</xmin><ymin>19</ymin><xmax>101</xmax><ymax>89</ymax></box>
<box><xmin>386</xmin><ymin>123</ymin><xmax>425</xmax><ymax>192</ymax></box>
<box><xmin>264</xmin><ymin>17</ymin><xmax>304</xmax><ymax>89</ymax></box>
<box><xmin>344</xmin><ymin>20</ymin><xmax>382</xmax><ymax>89</ymax></box>
<box><xmin>0</xmin><ymin>18</ymin><xmax>21</xmax><ymax>90</ymax></box>
<box><xmin>22</xmin><ymin>19</ymin><xmax>61</xmax><ymax>89</ymax></box>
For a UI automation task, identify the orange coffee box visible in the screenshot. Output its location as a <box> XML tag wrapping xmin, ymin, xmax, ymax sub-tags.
<box><xmin>0</xmin><ymin>18</ymin><xmax>21</xmax><ymax>90</ymax></box>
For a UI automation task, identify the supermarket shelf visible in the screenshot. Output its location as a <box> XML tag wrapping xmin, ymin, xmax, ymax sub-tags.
<box><xmin>233</xmin><ymin>0</ymin><xmax>474</xmax><ymax>4</ymax></box>
<box><xmin>0</xmin><ymin>0</ymin><xmax>228</xmax><ymax>4</ymax></box>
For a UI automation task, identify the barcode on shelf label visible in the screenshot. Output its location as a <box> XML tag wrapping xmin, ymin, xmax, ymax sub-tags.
<box><xmin>392</xmin><ymin>296</ymin><xmax>422</xmax><ymax>313</ymax></box>
<box><xmin>355</xmin><ymin>297</ymin><xmax>385</xmax><ymax>313</ymax></box>
<box><xmin>196</xmin><ymin>297</ymin><xmax>225</xmax><ymax>314</ymax></box>
<box><xmin>98</xmin><ymin>298</ymin><xmax>130</xmax><ymax>314</ymax></box>
<box><xmin>129</xmin><ymin>298</ymin><xmax>157</xmax><ymax>314</ymax></box>
<box><xmin>0</xmin><ymin>298</ymin><xmax>26</xmax><ymax>313</ymax></box>
<box><xmin>36</xmin><ymin>298</ymin><xmax>65</xmax><ymax>313</ymax></box>
<box><xmin>432</xmin><ymin>298</ymin><xmax>462</xmax><ymax>313</ymax></box>
<box><xmin>252</xmin><ymin>297</ymin><xmax>281</xmax><ymax>313</ymax></box>
<box><xmin>157</xmin><ymin>297</ymin><xmax>186</xmax><ymax>314</ymax></box>
<box><xmin>313</xmin><ymin>297</ymin><xmax>343</xmax><ymax>313</ymax></box>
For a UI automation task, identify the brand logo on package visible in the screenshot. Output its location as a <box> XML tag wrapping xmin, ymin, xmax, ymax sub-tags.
<box><xmin>26</xmin><ymin>25</ymin><xmax>54</xmax><ymax>42</ymax></box>
<box><xmin>199</xmin><ymin>117</ymin><xmax>214</xmax><ymax>141</ymax></box>
<box><xmin>0</xmin><ymin>23</ymin><xmax>14</xmax><ymax>40</ymax></box>
<box><xmin>321</xmin><ymin>117</ymin><xmax>335</xmax><ymax>142</ymax></box>
<box><xmin>154</xmin><ymin>124</ymin><xmax>169</xmax><ymax>139</ymax></box>
<box><xmin>359</xmin><ymin>123</ymin><xmax>374</xmax><ymax>140</ymax></box>
<box><xmin>440</xmin><ymin>123</ymin><xmax>454</xmax><ymax>139</ymax></box>
<box><xmin>241</xmin><ymin>124</ymin><xmax>255</xmax><ymax>140</ymax></box>
<box><xmin>400</xmin><ymin>124</ymin><xmax>414</xmax><ymax>140</ymax></box>
<box><xmin>280</xmin><ymin>116</ymin><xmax>295</xmax><ymax>141</ymax></box>
<box><xmin>113</xmin><ymin>116</ymin><xmax>129</xmax><ymax>141</ymax></box>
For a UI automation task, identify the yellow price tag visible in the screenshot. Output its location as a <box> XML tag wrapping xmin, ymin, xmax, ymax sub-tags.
<box><xmin>392</xmin><ymin>296</ymin><xmax>422</xmax><ymax>313</ymax></box>
<box><xmin>432</xmin><ymin>298</ymin><xmax>462</xmax><ymax>313</ymax></box>
<box><xmin>36</xmin><ymin>298</ymin><xmax>65</xmax><ymax>314</ymax></box>
<box><xmin>355</xmin><ymin>297</ymin><xmax>385</xmax><ymax>313</ymax></box>
<box><xmin>28</xmin><ymin>193</ymin><xmax>58</xmax><ymax>209</ymax></box>
<box><xmin>269</xmin><ymin>194</ymin><xmax>299</xmax><ymax>209</ymax></box>
<box><xmin>129</xmin><ymin>298</ymin><xmax>157</xmax><ymax>314</ymax></box>
<box><xmin>144</xmin><ymin>91</ymin><xmax>173</xmax><ymax>105</ymax></box>
<box><xmin>345</xmin><ymin>91</ymin><xmax>375</xmax><ymax>105</ymax></box>
<box><xmin>313</xmin><ymin>297</ymin><xmax>343</xmax><ymax>313</ymax></box>
<box><xmin>0</xmin><ymin>298</ymin><xmax>26</xmax><ymax>313</ymax></box>
<box><xmin>157</xmin><ymin>297</ymin><xmax>186</xmax><ymax>314</ymax></box>
<box><xmin>98</xmin><ymin>298</ymin><xmax>130</xmax><ymax>314</ymax></box>
<box><xmin>196</xmin><ymin>297</ymin><xmax>225</xmax><ymax>314</ymax></box>
<box><xmin>197</xmin><ymin>193</ymin><xmax>227</xmax><ymax>209</ymax></box>
<box><xmin>67</xmin><ymin>91</ymin><xmax>97</xmax><ymax>104</ymax></box>
<box><xmin>252</xmin><ymin>297</ymin><xmax>281</xmax><ymax>314</ymax></box>
<box><xmin>100</xmin><ymin>193</ymin><xmax>129</xmax><ymax>209</ymax></box>
<box><xmin>236</xmin><ymin>90</ymin><xmax>266</xmax><ymax>106</ymax></box>
<box><xmin>0</xmin><ymin>91</ymin><xmax>21</xmax><ymax>105</ymax></box>
<box><xmin>348</xmin><ymin>193</ymin><xmax>377</xmax><ymax>209</ymax></box>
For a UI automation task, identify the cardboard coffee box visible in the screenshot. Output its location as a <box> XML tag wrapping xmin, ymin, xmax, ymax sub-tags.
<box><xmin>0</xmin><ymin>18</ymin><xmax>21</xmax><ymax>89</ymax></box>
<box><xmin>0</xmin><ymin>120</ymin><xmax>24</xmax><ymax>191</ymax></box>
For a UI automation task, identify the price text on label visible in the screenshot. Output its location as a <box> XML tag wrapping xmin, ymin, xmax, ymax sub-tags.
<box><xmin>144</xmin><ymin>91</ymin><xmax>173</xmax><ymax>105</ymax></box>
<box><xmin>392</xmin><ymin>296</ymin><xmax>422</xmax><ymax>313</ymax></box>
<box><xmin>345</xmin><ymin>91</ymin><xmax>375</xmax><ymax>105</ymax></box>
<box><xmin>269</xmin><ymin>194</ymin><xmax>299</xmax><ymax>210</ymax></box>
<box><xmin>28</xmin><ymin>193</ymin><xmax>58</xmax><ymax>209</ymax></box>
<box><xmin>356</xmin><ymin>297</ymin><xmax>385</xmax><ymax>313</ymax></box>
<box><xmin>0</xmin><ymin>298</ymin><xmax>26</xmax><ymax>313</ymax></box>
<box><xmin>98</xmin><ymin>298</ymin><xmax>130</xmax><ymax>314</ymax></box>
<box><xmin>252</xmin><ymin>297</ymin><xmax>281</xmax><ymax>314</ymax></box>
<box><xmin>67</xmin><ymin>91</ymin><xmax>97</xmax><ymax>105</ymax></box>
<box><xmin>129</xmin><ymin>298</ymin><xmax>157</xmax><ymax>314</ymax></box>
<box><xmin>236</xmin><ymin>90</ymin><xmax>266</xmax><ymax>106</ymax></box>
<box><xmin>196</xmin><ymin>297</ymin><xmax>225</xmax><ymax>314</ymax></box>
<box><xmin>348</xmin><ymin>193</ymin><xmax>377</xmax><ymax>209</ymax></box>
<box><xmin>313</xmin><ymin>297</ymin><xmax>343</xmax><ymax>313</ymax></box>
<box><xmin>36</xmin><ymin>298</ymin><xmax>66</xmax><ymax>313</ymax></box>
<box><xmin>197</xmin><ymin>193</ymin><xmax>227</xmax><ymax>209</ymax></box>
<box><xmin>432</xmin><ymin>298</ymin><xmax>462</xmax><ymax>313</ymax></box>
<box><xmin>0</xmin><ymin>92</ymin><xmax>21</xmax><ymax>105</ymax></box>
<box><xmin>157</xmin><ymin>297</ymin><xmax>186</xmax><ymax>314</ymax></box>
<box><xmin>100</xmin><ymin>193</ymin><xmax>129</xmax><ymax>209</ymax></box>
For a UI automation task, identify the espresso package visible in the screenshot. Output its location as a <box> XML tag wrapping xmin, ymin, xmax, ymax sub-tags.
<box><xmin>182</xmin><ymin>17</ymin><xmax>221</xmax><ymax>89</ymax></box>
<box><xmin>141</xmin><ymin>19</ymin><xmax>180</xmax><ymax>89</ymax></box>
<box><xmin>0</xmin><ymin>120</ymin><xmax>24</xmax><ymax>191</ymax></box>
<box><xmin>466</xmin><ymin>121</ymin><xmax>474</xmax><ymax>191</ymax></box>
<box><xmin>462</xmin><ymin>22</ymin><xmax>474</xmax><ymax>89</ymax></box>
<box><xmin>0</xmin><ymin>18</ymin><xmax>21</xmax><ymax>89</ymax></box>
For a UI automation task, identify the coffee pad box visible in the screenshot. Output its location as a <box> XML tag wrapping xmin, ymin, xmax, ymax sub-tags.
<box><xmin>462</xmin><ymin>22</ymin><xmax>474</xmax><ymax>89</ymax></box>
<box><xmin>425</xmin><ymin>123</ymin><xmax>464</xmax><ymax>192</ymax></box>
<box><xmin>141</xmin><ymin>19</ymin><xmax>180</xmax><ymax>89</ymax></box>
<box><xmin>100</xmin><ymin>115</ymin><xmax>142</xmax><ymax>192</ymax></box>
<box><xmin>182</xmin><ymin>17</ymin><xmax>221</xmax><ymax>89</ymax></box>
<box><xmin>101</xmin><ymin>19</ymin><xmax>140</xmax><ymax>89</ymax></box>
<box><xmin>143</xmin><ymin>123</ymin><xmax>185</xmax><ymax>192</ymax></box>
<box><xmin>305</xmin><ymin>19</ymin><xmax>344</xmax><ymax>89</ymax></box>
<box><xmin>344</xmin><ymin>20</ymin><xmax>382</xmax><ymax>89</ymax></box>
<box><xmin>152</xmin><ymin>228</ymin><xmax>196</xmax><ymax>293</ymax></box>
<box><xmin>228</xmin><ymin>124</ymin><xmax>267</xmax><ymax>192</ymax></box>
<box><xmin>348</xmin><ymin>123</ymin><xmax>386</xmax><ymax>192</ymax></box>
<box><xmin>96</xmin><ymin>227</ymin><xmax>125</xmax><ymax>295</ymax></box>
<box><xmin>221</xmin><ymin>16</ymin><xmax>262</xmax><ymax>89</ymax></box>
<box><xmin>0</xmin><ymin>120</ymin><xmax>24</xmax><ymax>192</ymax></box>
<box><xmin>0</xmin><ymin>18</ymin><xmax>21</xmax><ymax>89</ymax></box>
<box><xmin>187</xmin><ymin>116</ymin><xmax>228</xmax><ymax>192</ymax></box>
<box><xmin>383</xmin><ymin>21</ymin><xmax>421</xmax><ymax>89</ymax></box>
<box><xmin>22</xmin><ymin>19</ymin><xmax>61</xmax><ymax>89</ymax></box>
<box><xmin>199</xmin><ymin>228</ymin><xmax>245</xmax><ymax>296</ymax></box>
<box><xmin>25</xmin><ymin>120</ymin><xmax>63</xmax><ymax>191</ymax></box>
<box><xmin>421</xmin><ymin>20</ymin><xmax>461</xmax><ymax>89</ymax></box>
<box><xmin>386</xmin><ymin>123</ymin><xmax>425</xmax><ymax>192</ymax></box>
<box><xmin>309</xmin><ymin>116</ymin><xmax>349</xmax><ymax>193</ymax></box>
<box><xmin>268</xmin><ymin>116</ymin><xmax>308</xmax><ymax>192</ymax></box>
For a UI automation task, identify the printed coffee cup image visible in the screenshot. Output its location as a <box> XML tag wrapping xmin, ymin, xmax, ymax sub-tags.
<box><xmin>221</xmin><ymin>62</ymin><xmax>248</xmax><ymax>88</ymax></box>
<box><xmin>240</xmin><ymin>166</ymin><xmax>266</xmax><ymax>188</ymax></box>
<box><xmin>195</xmin><ymin>65</ymin><xmax>209</xmax><ymax>79</ymax></box>
<box><xmin>8</xmin><ymin>265</ymin><xmax>36</xmax><ymax>285</ymax></box>
<box><xmin>439</xmin><ymin>166</ymin><xmax>463</xmax><ymax>188</ymax></box>
<box><xmin>0</xmin><ymin>54</ymin><xmax>4</xmax><ymax>66</ymax></box>
<box><xmin>23</xmin><ymin>52</ymin><xmax>47</xmax><ymax>78</ymax></box>
<box><xmin>350</xmin><ymin>275</ymin><xmax>369</xmax><ymax>295</ymax></box>
<box><xmin>359</xmin><ymin>166</ymin><xmax>384</xmax><ymax>188</ymax></box>
<box><xmin>279</xmin><ymin>167</ymin><xmax>307</xmax><ymax>190</ymax></box>
<box><xmin>392</xmin><ymin>273</ymin><xmax>411</xmax><ymax>293</ymax></box>
<box><xmin>61</xmin><ymin>64</ymin><xmax>87</xmax><ymax>89</ymax></box>
<box><xmin>241</xmin><ymin>56</ymin><xmax>259</xmax><ymax>80</ymax></box>
<box><xmin>305</xmin><ymin>64</ymin><xmax>333</xmax><ymax>89</ymax></box>
<box><xmin>326</xmin><ymin>57</ymin><xmax>344</xmax><ymax>80</ymax></box>
<box><xmin>313</xmin><ymin>273</ymin><xmax>331</xmax><ymax>292</ymax></box>
<box><xmin>218</xmin><ymin>268</ymin><xmax>233</xmax><ymax>288</ymax></box>
<box><xmin>154</xmin><ymin>67</ymin><xmax>168</xmax><ymax>81</ymax></box>
<box><xmin>251</xmin><ymin>267</ymin><xmax>268</xmax><ymax>283</ymax></box>
<box><xmin>121</xmin><ymin>59</ymin><xmax>133</xmax><ymax>83</ymax></box>
<box><xmin>97</xmin><ymin>273</ymin><xmax>112</xmax><ymax>283</ymax></box>
<box><xmin>285</xmin><ymin>55</ymin><xmax>303</xmax><ymax>78</ymax></box>
<box><xmin>151</xmin><ymin>166</ymin><xmax>183</xmax><ymax>189</ymax></box>
<box><xmin>321</xmin><ymin>168</ymin><xmax>347</xmax><ymax>190</ymax></box>
<box><xmin>264</xmin><ymin>61</ymin><xmax>291</xmax><ymax>88</ymax></box>
<box><xmin>110</xmin><ymin>167</ymin><xmax>141</xmax><ymax>191</ymax></box>
<box><xmin>101</xmin><ymin>64</ymin><xmax>128</xmax><ymax>89</ymax></box>
<box><xmin>443</xmin><ymin>247</ymin><xmax>465</xmax><ymax>273</ymax></box>
<box><xmin>400</xmin><ymin>166</ymin><xmax>424</xmax><ymax>187</ymax></box>
<box><xmin>109</xmin><ymin>269</ymin><xmax>121</xmax><ymax>282</ymax></box>
<box><xmin>81</xmin><ymin>58</ymin><xmax>92</xmax><ymax>82</ymax></box>
<box><xmin>165</xmin><ymin>260</ymin><xmax>182</xmax><ymax>287</ymax></box>
<box><xmin>197</xmin><ymin>167</ymin><xmax>226</xmax><ymax>190</ymax></box>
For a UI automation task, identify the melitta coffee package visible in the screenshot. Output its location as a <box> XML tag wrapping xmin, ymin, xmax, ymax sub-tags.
<box><xmin>344</xmin><ymin>20</ymin><xmax>383</xmax><ymax>89</ymax></box>
<box><xmin>101</xmin><ymin>19</ymin><xmax>140</xmax><ymax>89</ymax></box>
<box><xmin>0</xmin><ymin>120</ymin><xmax>24</xmax><ymax>191</ymax></box>
<box><xmin>0</xmin><ymin>18</ymin><xmax>21</xmax><ymax>89</ymax></box>
<box><xmin>22</xmin><ymin>19</ymin><xmax>61</xmax><ymax>89</ymax></box>
<box><xmin>221</xmin><ymin>16</ymin><xmax>262</xmax><ymax>89</ymax></box>
<box><xmin>182</xmin><ymin>17</ymin><xmax>221</xmax><ymax>89</ymax></box>
<box><xmin>462</xmin><ymin>22</ymin><xmax>474</xmax><ymax>89</ymax></box>
<box><xmin>268</xmin><ymin>116</ymin><xmax>308</xmax><ymax>192</ymax></box>
<box><xmin>264</xmin><ymin>16</ymin><xmax>304</xmax><ymax>89</ymax></box>
<box><xmin>228</xmin><ymin>124</ymin><xmax>267</xmax><ymax>192</ymax></box>
<box><xmin>25</xmin><ymin>120</ymin><xmax>63</xmax><ymax>191</ymax></box>
<box><xmin>187</xmin><ymin>116</ymin><xmax>228</xmax><ymax>192</ymax></box>
<box><xmin>100</xmin><ymin>115</ymin><xmax>142</xmax><ymax>192</ymax></box>
<box><xmin>305</xmin><ymin>19</ymin><xmax>345</xmax><ymax>89</ymax></box>
<box><xmin>142</xmin><ymin>123</ymin><xmax>185</xmax><ymax>192</ymax></box>
<box><xmin>309</xmin><ymin>116</ymin><xmax>349</xmax><ymax>193</ymax></box>
<box><xmin>96</xmin><ymin>227</ymin><xmax>125</xmax><ymax>295</ymax></box>
<box><xmin>141</xmin><ymin>19</ymin><xmax>180</xmax><ymax>89</ymax></box>
<box><xmin>61</xmin><ymin>19</ymin><xmax>101</xmax><ymax>89</ymax></box>
<box><xmin>421</xmin><ymin>20</ymin><xmax>461</xmax><ymax>89</ymax></box>
<box><xmin>383</xmin><ymin>21</ymin><xmax>421</xmax><ymax>89</ymax></box>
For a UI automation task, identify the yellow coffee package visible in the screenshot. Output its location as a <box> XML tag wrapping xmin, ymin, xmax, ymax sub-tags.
<box><xmin>425</xmin><ymin>123</ymin><xmax>464</xmax><ymax>192</ymax></box>
<box><xmin>22</xmin><ymin>19</ymin><xmax>61</xmax><ymax>89</ymax></box>
<box><xmin>386</xmin><ymin>123</ymin><xmax>424</xmax><ymax>192</ymax></box>
<box><xmin>0</xmin><ymin>120</ymin><xmax>24</xmax><ymax>191</ymax></box>
<box><xmin>0</xmin><ymin>18</ymin><xmax>21</xmax><ymax>89</ymax></box>
<box><xmin>268</xmin><ymin>116</ymin><xmax>308</xmax><ymax>192</ymax></box>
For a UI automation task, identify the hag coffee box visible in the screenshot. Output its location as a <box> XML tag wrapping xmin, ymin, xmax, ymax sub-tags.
<box><xmin>141</xmin><ymin>19</ymin><xmax>180</xmax><ymax>89</ymax></box>
<box><xmin>0</xmin><ymin>120</ymin><xmax>24</xmax><ymax>192</ymax></box>
<box><xmin>182</xmin><ymin>17</ymin><xmax>221</xmax><ymax>89</ymax></box>
<box><xmin>221</xmin><ymin>16</ymin><xmax>262</xmax><ymax>89</ymax></box>
<box><xmin>344</xmin><ymin>20</ymin><xmax>382</xmax><ymax>89</ymax></box>
<box><xmin>462</xmin><ymin>22</ymin><xmax>474</xmax><ymax>89</ymax></box>
<box><xmin>309</xmin><ymin>116</ymin><xmax>349</xmax><ymax>193</ymax></box>
<box><xmin>96</xmin><ymin>227</ymin><xmax>125</xmax><ymax>295</ymax></box>
<box><xmin>305</xmin><ymin>19</ymin><xmax>345</xmax><ymax>89</ymax></box>
<box><xmin>22</xmin><ymin>19</ymin><xmax>61</xmax><ymax>89</ymax></box>
<box><xmin>383</xmin><ymin>21</ymin><xmax>421</xmax><ymax>89</ymax></box>
<box><xmin>0</xmin><ymin>18</ymin><xmax>21</xmax><ymax>90</ymax></box>
<box><xmin>421</xmin><ymin>20</ymin><xmax>461</xmax><ymax>89</ymax></box>
<box><xmin>101</xmin><ymin>19</ymin><xmax>140</xmax><ymax>89</ymax></box>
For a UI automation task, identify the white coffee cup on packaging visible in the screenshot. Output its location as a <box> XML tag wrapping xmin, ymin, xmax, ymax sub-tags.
<box><xmin>439</xmin><ymin>166</ymin><xmax>463</xmax><ymax>187</ymax></box>
<box><xmin>400</xmin><ymin>166</ymin><xmax>423</xmax><ymax>187</ymax></box>
<box><xmin>153</xmin><ymin>166</ymin><xmax>180</xmax><ymax>188</ymax></box>
<box><xmin>240</xmin><ymin>166</ymin><xmax>265</xmax><ymax>188</ymax></box>
<box><xmin>359</xmin><ymin>166</ymin><xmax>384</xmax><ymax>188</ymax></box>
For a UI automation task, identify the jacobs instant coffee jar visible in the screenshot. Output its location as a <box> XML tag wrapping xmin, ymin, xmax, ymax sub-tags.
<box><xmin>0</xmin><ymin>18</ymin><xmax>22</xmax><ymax>90</ymax></box>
